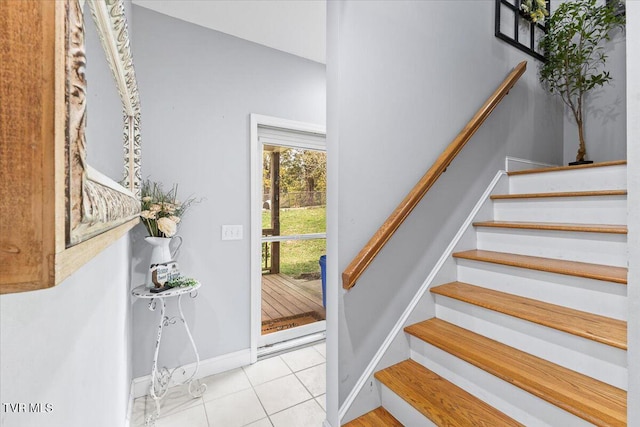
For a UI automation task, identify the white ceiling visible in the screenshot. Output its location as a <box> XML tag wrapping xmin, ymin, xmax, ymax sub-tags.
<box><xmin>131</xmin><ymin>0</ymin><xmax>326</xmax><ymax>64</ymax></box>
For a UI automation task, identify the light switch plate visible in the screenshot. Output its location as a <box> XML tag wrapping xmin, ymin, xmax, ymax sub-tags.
<box><xmin>221</xmin><ymin>225</ymin><xmax>243</xmax><ymax>241</ymax></box>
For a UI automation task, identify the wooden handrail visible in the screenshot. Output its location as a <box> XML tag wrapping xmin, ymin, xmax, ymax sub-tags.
<box><xmin>342</xmin><ymin>61</ymin><xmax>527</xmax><ymax>290</ymax></box>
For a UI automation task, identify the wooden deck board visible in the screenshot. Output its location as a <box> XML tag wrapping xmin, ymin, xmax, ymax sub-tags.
<box><xmin>261</xmin><ymin>273</ymin><xmax>325</xmax><ymax>324</ymax></box>
<box><xmin>262</xmin><ymin>285</ymin><xmax>296</xmax><ymax>318</ymax></box>
<box><xmin>268</xmin><ymin>274</ymin><xmax>324</xmax><ymax>311</ymax></box>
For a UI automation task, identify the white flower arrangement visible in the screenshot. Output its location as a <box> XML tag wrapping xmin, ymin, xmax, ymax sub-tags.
<box><xmin>520</xmin><ymin>0</ymin><xmax>549</xmax><ymax>23</ymax></box>
<box><xmin>140</xmin><ymin>180</ymin><xmax>197</xmax><ymax>237</ymax></box>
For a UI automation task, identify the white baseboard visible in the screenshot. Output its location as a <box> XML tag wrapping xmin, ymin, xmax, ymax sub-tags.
<box><xmin>125</xmin><ymin>378</ymin><xmax>135</xmax><ymax>427</ymax></box>
<box><xmin>505</xmin><ymin>156</ymin><xmax>558</xmax><ymax>172</ymax></box>
<box><xmin>323</xmin><ymin>420</ymin><xmax>334</xmax><ymax>427</ymax></box>
<box><xmin>132</xmin><ymin>348</ymin><xmax>252</xmax><ymax>399</ymax></box>
<box><xmin>337</xmin><ymin>171</ymin><xmax>506</xmax><ymax>424</ymax></box>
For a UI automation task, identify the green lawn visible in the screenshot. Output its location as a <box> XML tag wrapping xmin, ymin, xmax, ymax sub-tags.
<box><xmin>262</xmin><ymin>206</ymin><xmax>326</xmax><ymax>234</ymax></box>
<box><xmin>262</xmin><ymin>206</ymin><xmax>326</xmax><ymax>279</ymax></box>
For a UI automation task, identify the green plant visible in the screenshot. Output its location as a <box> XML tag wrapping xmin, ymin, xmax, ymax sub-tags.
<box><xmin>520</xmin><ymin>0</ymin><xmax>549</xmax><ymax>23</ymax></box>
<box><xmin>166</xmin><ymin>276</ymin><xmax>198</xmax><ymax>288</ymax></box>
<box><xmin>539</xmin><ymin>0</ymin><xmax>624</xmax><ymax>163</ymax></box>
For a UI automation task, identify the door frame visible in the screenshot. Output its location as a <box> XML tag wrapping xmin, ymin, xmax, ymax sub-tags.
<box><xmin>250</xmin><ymin>114</ymin><xmax>326</xmax><ymax>363</ymax></box>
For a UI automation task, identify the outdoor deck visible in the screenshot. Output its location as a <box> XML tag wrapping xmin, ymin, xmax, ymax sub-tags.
<box><xmin>261</xmin><ymin>273</ymin><xmax>325</xmax><ymax>334</ymax></box>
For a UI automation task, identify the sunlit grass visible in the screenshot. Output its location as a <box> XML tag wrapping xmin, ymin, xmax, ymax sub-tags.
<box><xmin>262</xmin><ymin>206</ymin><xmax>326</xmax><ymax>278</ymax></box>
<box><xmin>262</xmin><ymin>206</ymin><xmax>325</xmax><ymax>234</ymax></box>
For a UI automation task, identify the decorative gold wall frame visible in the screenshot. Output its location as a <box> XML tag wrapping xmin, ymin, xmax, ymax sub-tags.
<box><xmin>68</xmin><ymin>0</ymin><xmax>141</xmax><ymax>245</ymax></box>
<box><xmin>0</xmin><ymin>0</ymin><xmax>141</xmax><ymax>294</ymax></box>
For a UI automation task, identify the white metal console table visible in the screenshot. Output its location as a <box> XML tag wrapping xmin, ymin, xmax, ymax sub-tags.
<box><xmin>132</xmin><ymin>282</ymin><xmax>206</xmax><ymax>425</ymax></box>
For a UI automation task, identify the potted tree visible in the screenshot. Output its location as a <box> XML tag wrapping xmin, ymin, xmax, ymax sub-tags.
<box><xmin>539</xmin><ymin>0</ymin><xmax>625</xmax><ymax>165</ymax></box>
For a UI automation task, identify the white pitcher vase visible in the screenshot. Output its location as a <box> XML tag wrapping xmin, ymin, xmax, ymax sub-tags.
<box><xmin>145</xmin><ymin>236</ymin><xmax>182</xmax><ymax>286</ymax></box>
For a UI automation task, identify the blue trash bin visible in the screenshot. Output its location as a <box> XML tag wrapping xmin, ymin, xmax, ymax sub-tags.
<box><xmin>319</xmin><ymin>255</ymin><xmax>326</xmax><ymax>307</ymax></box>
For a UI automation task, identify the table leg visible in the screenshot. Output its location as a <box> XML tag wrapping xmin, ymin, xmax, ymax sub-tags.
<box><xmin>177</xmin><ymin>293</ymin><xmax>207</xmax><ymax>397</ymax></box>
<box><xmin>147</xmin><ymin>298</ymin><xmax>167</xmax><ymax>425</ymax></box>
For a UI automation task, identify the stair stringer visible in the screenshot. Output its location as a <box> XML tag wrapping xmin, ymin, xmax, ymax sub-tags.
<box><xmin>339</xmin><ymin>170</ymin><xmax>508</xmax><ymax>425</ymax></box>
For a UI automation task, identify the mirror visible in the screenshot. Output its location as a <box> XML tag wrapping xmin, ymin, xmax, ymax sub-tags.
<box><xmin>83</xmin><ymin>1</ymin><xmax>125</xmax><ymax>183</ymax></box>
<box><xmin>66</xmin><ymin>0</ymin><xmax>141</xmax><ymax>245</ymax></box>
<box><xmin>0</xmin><ymin>0</ymin><xmax>142</xmax><ymax>293</ymax></box>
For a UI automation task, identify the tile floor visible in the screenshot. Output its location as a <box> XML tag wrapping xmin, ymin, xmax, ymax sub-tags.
<box><xmin>132</xmin><ymin>342</ymin><xmax>326</xmax><ymax>427</ymax></box>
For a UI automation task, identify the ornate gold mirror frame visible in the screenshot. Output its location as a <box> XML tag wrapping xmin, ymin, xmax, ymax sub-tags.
<box><xmin>68</xmin><ymin>0</ymin><xmax>141</xmax><ymax>245</ymax></box>
<box><xmin>0</xmin><ymin>0</ymin><xmax>140</xmax><ymax>294</ymax></box>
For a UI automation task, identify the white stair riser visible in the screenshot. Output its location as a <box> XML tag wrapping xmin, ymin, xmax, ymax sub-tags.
<box><xmin>434</xmin><ymin>296</ymin><xmax>628</xmax><ymax>390</ymax></box>
<box><xmin>475</xmin><ymin>228</ymin><xmax>627</xmax><ymax>267</ymax></box>
<box><xmin>456</xmin><ymin>260</ymin><xmax>628</xmax><ymax>320</ymax></box>
<box><xmin>509</xmin><ymin>165</ymin><xmax>627</xmax><ymax>194</ymax></box>
<box><xmin>379</xmin><ymin>384</ymin><xmax>437</xmax><ymax>427</ymax></box>
<box><xmin>361</xmin><ymin>165</ymin><xmax>630</xmax><ymax>427</ymax></box>
<box><xmin>408</xmin><ymin>338</ymin><xmax>593</xmax><ymax>427</ymax></box>
<box><xmin>493</xmin><ymin>196</ymin><xmax>627</xmax><ymax>224</ymax></box>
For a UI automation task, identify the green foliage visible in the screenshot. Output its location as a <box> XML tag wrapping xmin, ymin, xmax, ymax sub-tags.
<box><xmin>539</xmin><ymin>0</ymin><xmax>624</xmax><ymax>161</ymax></box>
<box><xmin>263</xmin><ymin>148</ymin><xmax>326</xmax><ymax>196</ymax></box>
<box><xmin>520</xmin><ymin>0</ymin><xmax>549</xmax><ymax>23</ymax></box>
<box><xmin>166</xmin><ymin>276</ymin><xmax>198</xmax><ymax>288</ymax></box>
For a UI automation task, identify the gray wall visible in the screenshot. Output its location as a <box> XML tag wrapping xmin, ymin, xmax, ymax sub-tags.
<box><xmin>0</xmin><ymin>3</ymin><xmax>135</xmax><ymax>426</ymax></box>
<box><xmin>129</xmin><ymin>6</ymin><xmax>326</xmax><ymax>377</ymax></box>
<box><xmin>327</xmin><ymin>0</ymin><xmax>564</xmax><ymax>411</ymax></box>
<box><xmin>626</xmin><ymin>3</ymin><xmax>639</xmax><ymax>423</ymax></box>
<box><xmin>0</xmin><ymin>235</ymin><xmax>133</xmax><ymax>427</ymax></box>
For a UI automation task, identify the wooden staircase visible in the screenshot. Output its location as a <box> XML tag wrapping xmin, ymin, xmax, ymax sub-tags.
<box><xmin>344</xmin><ymin>161</ymin><xmax>628</xmax><ymax>426</ymax></box>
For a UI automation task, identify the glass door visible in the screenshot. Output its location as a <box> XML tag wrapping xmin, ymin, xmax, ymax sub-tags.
<box><xmin>257</xmin><ymin>126</ymin><xmax>326</xmax><ymax>348</ymax></box>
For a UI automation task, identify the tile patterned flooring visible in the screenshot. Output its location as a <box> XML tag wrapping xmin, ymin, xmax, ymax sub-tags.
<box><xmin>132</xmin><ymin>342</ymin><xmax>326</xmax><ymax>427</ymax></box>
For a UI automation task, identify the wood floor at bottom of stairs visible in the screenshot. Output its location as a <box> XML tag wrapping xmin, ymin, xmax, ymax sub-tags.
<box><xmin>342</xmin><ymin>407</ymin><xmax>402</xmax><ymax>426</ymax></box>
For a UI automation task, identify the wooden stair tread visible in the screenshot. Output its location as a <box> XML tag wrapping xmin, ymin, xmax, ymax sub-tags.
<box><xmin>405</xmin><ymin>319</ymin><xmax>627</xmax><ymax>427</ymax></box>
<box><xmin>342</xmin><ymin>407</ymin><xmax>402</xmax><ymax>427</ymax></box>
<box><xmin>431</xmin><ymin>282</ymin><xmax>627</xmax><ymax>349</ymax></box>
<box><xmin>453</xmin><ymin>249</ymin><xmax>627</xmax><ymax>284</ymax></box>
<box><xmin>473</xmin><ymin>220</ymin><xmax>627</xmax><ymax>234</ymax></box>
<box><xmin>491</xmin><ymin>189</ymin><xmax>627</xmax><ymax>200</ymax></box>
<box><xmin>375</xmin><ymin>359</ymin><xmax>523</xmax><ymax>426</ymax></box>
<box><xmin>508</xmin><ymin>160</ymin><xmax>626</xmax><ymax>176</ymax></box>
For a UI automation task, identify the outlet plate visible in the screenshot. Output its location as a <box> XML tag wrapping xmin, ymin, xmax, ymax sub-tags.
<box><xmin>221</xmin><ymin>225</ymin><xmax>243</xmax><ymax>241</ymax></box>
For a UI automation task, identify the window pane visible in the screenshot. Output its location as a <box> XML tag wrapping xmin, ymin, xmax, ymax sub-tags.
<box><xmin>500</xmin><ymin>4</ymin><xmax>515</xmax><ymax>39</ymax></box>
<box><xmin>262</xmin><ymin>238</ymin><xmax>326</xmax><ymax>279</ymax></box>
<box><xmin>262</xmin><ymin>146</ymin><xmax>326</xmax><ymax>238</ymax></box>
<box><xmin>261</xmin><ymin>238</ymin><xmax>326</xmax><ymax>335</ymax></box>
